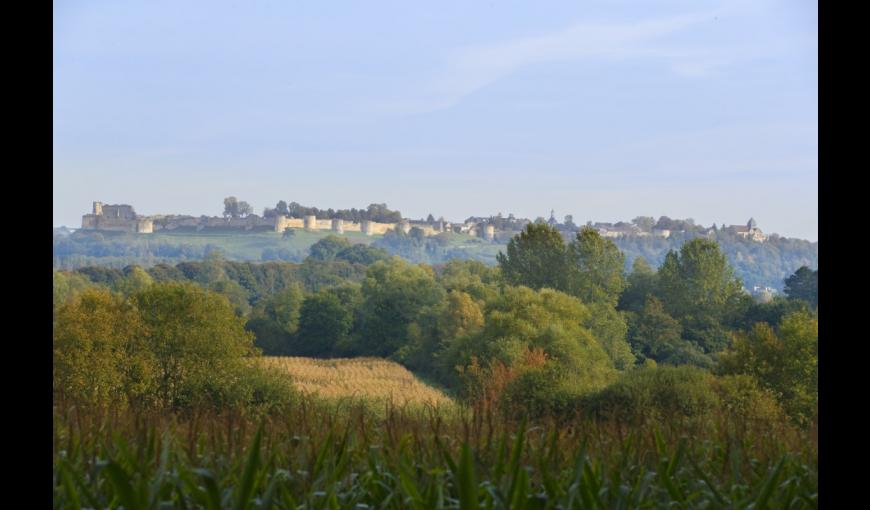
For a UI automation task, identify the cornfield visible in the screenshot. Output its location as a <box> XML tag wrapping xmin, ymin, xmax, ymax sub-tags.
<box><xmin>262</xmin><ymin>356</ymin><xmax>454</xmax><ymax>408</ymax></box>
<box><xmin>53</xmin><ymin>400</ymin><xmax>818</xmax><ymax>509</ymax></box>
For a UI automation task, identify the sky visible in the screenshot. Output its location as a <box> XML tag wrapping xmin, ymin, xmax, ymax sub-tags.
<box><xmin>53</xmin><ymin>0</ymin><xmax>818</xmax><ymax>240</ymax></box>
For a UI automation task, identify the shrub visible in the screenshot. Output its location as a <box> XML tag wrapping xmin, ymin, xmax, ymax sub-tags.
<box><xmin>499</xmin><ymin>364</ymin><xmax>577</xmax><ymax>419</ymax></box>
<box><xmin>580</xmin><ymin>365</ymin><xmax>719</xmax><ymax>422</ymax></box>
<box><xmin>711</xmin><ymin>374</ymin><xmax>784</xmax><ymax>424</ymax></box>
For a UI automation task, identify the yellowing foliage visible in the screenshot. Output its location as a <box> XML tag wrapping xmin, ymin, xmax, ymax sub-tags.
<box><xmin>262</xmin><ymin>356</ymin><xmax>454</xmax><ymax>407</ymax></box>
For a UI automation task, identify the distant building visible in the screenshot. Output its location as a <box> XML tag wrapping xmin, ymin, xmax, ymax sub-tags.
<box><xmin>596</xmin><ymin>223</ymin><xmax>642</xmax><ymax>238</ymax></box>
<box><xmin>547</xmin><ymin>209</ymin><xmax>558</xmax><ymax>226</ymax></box>
<box><xmin>728</xmin><ymin>218</ymin><xmax>767</xmax><ymax>242</ymax></box>
<box><xmin>81</xmin><ymin>202</ymin><xmax>153</xmax><ymax>233</ymax></box>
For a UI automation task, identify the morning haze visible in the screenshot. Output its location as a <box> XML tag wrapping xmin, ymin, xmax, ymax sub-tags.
<box><xmin>53</xmin><ymin>0</ymin><xmax>817</xmax><ymax>240</ymax></box>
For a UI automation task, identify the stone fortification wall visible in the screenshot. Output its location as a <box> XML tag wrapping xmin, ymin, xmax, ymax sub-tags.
<box><xmin>136</xmin><ymin>219</ymin><xmax>154</xmax><ymax>234</ymax></box>
<box><xmin>484</xmin><ymin>224</ymin><xmax>495</xmax><ymax>241</ymax></box>
<box><xmin>83</xmin><ymin>202</ymin><xmax>499</xmax><ymax>239</ymax></box>
<box><xmin>81</xmin><ymin>214</ymin><xmax>138</xmax><ymax>233</ymax></box>
<box><xmin>408</xmin><ymin>223</ymin><xmax>443</xmax><ymax>236</ymax></box>
<box><xmin>303</xmin><ymin>215</ymin><xmax>317</xmax><ymax>231</ymax></box>
<box><xmin>331</xmin><ymin>218</ymin><xmax>344</xmax><ymax>233</ymax></box>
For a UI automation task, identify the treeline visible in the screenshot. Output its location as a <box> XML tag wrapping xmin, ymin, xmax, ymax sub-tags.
<box><xmin>263</xmin><ymin>201</ymin><xmax>402</xmax><ymax>222</ymax></box>
<box><xmin>55</xmin><ymin>224</ymin><xmax>818</xmax><ymax>425</ymax></box>
<box><xmin>53</xmin><ymin>221</ymin><xmax>816</xmax><ymax>292</ymax></box>
<box><xmin>372</xmin><ymin>229</ymin><xmax>500</xmax><ymax>265</ymax></box>
<box><xmin>614</xmin><ymin>229</ymin><xmax>817</xmax><ymax>290</ymax></box>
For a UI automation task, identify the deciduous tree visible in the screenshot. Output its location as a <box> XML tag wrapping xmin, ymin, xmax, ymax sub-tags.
<box><xmin>496</xmin><ymin>223</ymin><xmax>569</xmax><ymax>292</ymax></box>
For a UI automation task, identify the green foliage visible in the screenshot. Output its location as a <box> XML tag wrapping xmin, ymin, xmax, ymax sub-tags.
<box><xmin>53</xmin><ymin>288</ymin><xmax>147</xmax><ymax>406</ymax></box>
<box><xmin>657</xmin><ymin>239</ymin><xmax>745</xmax><ymax>322</ymax></box>
<box><xmin>582</xmin><ymin>302</ymin><xmax>635</xmax><ymax>370</ymax></box>
<box><xmin>784</xmin><ymin>266</ymin><xmax>818</xmax><ymax>309</ymax></box>
<box><xmin>223</xmin><ymin>196</ymin><xmax>252</xmax><ymax>218</ymax></box>
<box><xmin>451</xmin><ymin>286</ymin><xmax>616</xmax><ymax>399</ymax></box>
<box><xmin>499</xmin><ymin>364</ymin><xmax>578</xmax><ymax>418</ymax></box>
<box><xmin>54</xmin><ymin>282</ymin><xmax>294</xmax><ymax>412</ymax></box>
<box><xmin>251</xmin><ymin>283</ymin><xmax>304</xmax><ymax>335</ymax></box>
<box><xmin>357</xmin><ymin>258</ymin><xmax>447</xmax><ymax>357</ymax></box>
<box><xmin>580</xmin><ymin>365</ymin><xmax>720</xmax><ymax>422</ymax></box>
<box><xmin>656</xmin><ymin>239</ymin><xmax>745</xmax><ymax>353</ymax></box>
<box><xmin>618</xmin><ymin>256</ymin><xmax>657</xmax><ymax>313</ymax></box>
<box><xmin>398</xmin><ymin>290</ymin><xmax>485</xmax><ymax>382</ymax></box>
<box><xmin>297</xmin><ymin>258</ymin><xmax>367</xmax><ymax>293</ymax></box>
<box><xmin>711</xmin><ymin>374</ymin><xmax>785</xmax><ymax>424</ymax></box>
<box><xmin>308</xmin><ymin>235</ymin><xmax>352</xmax><ymax>261</ymax></box>
<box><xmin>54</xmin><ymin>230</ymin><xmax>818</xmax><ymax>427</ymax></box>
<box><xmin>436</xmin><ymin>259</ymin><xmax>500</xmax><ymax>303</ymax></box>
<box><xmin>209</xmin><ymin>278</ymin><xmax>252</xmax><ymax>316</ymax></box>
<box><xmin>132</xmin><ymin>282</ymin><xmax>259</xmax><ymax>410</ymax></box>
<box><xmin>146</xmin><ymin>263</ymin><xmax>185</xmax><ymax>283</ymax></box>
<box><xmin>53</xmin><ymin>401</ymin><xmax>818</xmax><ymax>509</ymax></box>
<box><xmin>114</xmin><ymin>265</ymin><xmax>154</xmax><ymax>296</ymax></box>
<box><xmin>566</xmin><ymin>226</ymin><xmax>626</xmax><ymax>306</ymax></box>
<box><xmin>334</xmin><ymin>243</ymin><xmax>390</xmax><ymax>265</ymax></box>
<box><xmin>496</xmin><ymin>223</ymin><xmax>569</xmax><ymax>291</ymax></box>
<box><xmin>294</xmin><ymin>291</ymin><xmax>353</xmax><ymax>357</ymax></box>
<box><xmin>54</xmin><ymin>218</ymin><xmax>815</xmax><ymax>293</ymax></box>
<box><xmin>718</xmin><ymin>310</ymin><xmax>818</xmax><ymax>423</ymax></box>
<box><xmin>627</xmin><ymin>297</ymin><xmax>713</xmax><ymax>368</ymax></box>
<box><xmin>738</xmin><ymin>295</ymin><xmax>811</xmax><ymax>331</ymax></box>
<box><xmin>53</xmin><ymin>270</ymin><xmax>93</xmax><ymax>312</ymax></box>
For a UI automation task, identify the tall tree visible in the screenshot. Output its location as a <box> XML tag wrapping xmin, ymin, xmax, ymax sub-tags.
<box><xmin>656</xmin><ymin>239</ymin><xmax>745</xmax><ymax>326</ymax></box>
<box><xmin>294</xmin><ymin>291</ymin><xmax>353</xmax><ymax>357</ymax></box>
<box><xmin>496</xmin><ymin>223</ymin><xmax>569</xmax><ymax>292</ymax></box>
<box><xmin>252</xmin><ymin>283</ymin><xmax>305</xmax><ymax>335</ymax></box>
<box><xmin>718</xmin><ymin>310</ymin><xmax>818</xmax><ymax>423</ymax></box>
<box><xmin>627</xmin><ymin>296</ymin><xmax>712</xmax><ymax>368</ymax></box>
<box><xmin>566</xmin><ymin>226</ymin><xmax>626</xmax><ymax>306</ymax></box>
<box><xmin>223</xmin><ymin>196</ymin><xmax>239</xmax><ymax>218</ymax></box>
<box><xmin>238</xmin><ymin>201</ymin><xmax>253</xmax><ymax>217</ymax></box>
<box><xmin>358</xmin><ymin>259</ymin><xmax>446</xmax><ymax>357</ymax></box>
<box><xmin>53</xmin><ymin>288</ymin><xmax>146</xmax><ymax>406</ymax></box>
<box><xmin>275</xmin><ymin>200</ymin><xmax>289</xmax><ymax>216</ymax></box>
<box><xmin>132</xmin><ymin>283</ymin><xmax>257</xmax><ymax>409</ymax></box>
<box><xmin>618</xmin><ymin>257</ymin><xmax>657</xmax><ymax>313</ymax></box>
<box><xmin>632</xmin><ymin>216</ymin><xmax>656</xmax><ymax>231</ymax></box>
<box><xmin>784</xmin><ymin>266</ymin><xmax>818</xmax><ymax>309</ymax></box>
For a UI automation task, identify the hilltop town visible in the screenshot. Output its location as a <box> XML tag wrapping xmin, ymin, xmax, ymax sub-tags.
<box><xmin>80</xmin><ymin>199</ymin><xmax>768</xmax><ymax>243</ymax></box>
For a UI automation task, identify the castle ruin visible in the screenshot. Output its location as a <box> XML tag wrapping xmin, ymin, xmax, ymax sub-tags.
<box><xmin>81</xmin><ymin>202</ymin><xmax>154</xmax><ymax>233</ymax></box>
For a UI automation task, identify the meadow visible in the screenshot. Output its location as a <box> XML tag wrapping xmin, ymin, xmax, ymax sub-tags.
<box><xmin>136</xmin><ymin>229</ymin><xmax>377</xmax><ymax>261</ymax></box>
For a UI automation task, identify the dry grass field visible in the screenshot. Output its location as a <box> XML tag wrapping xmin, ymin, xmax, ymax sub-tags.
<box><xmin>262</xmin><ymin>356</ymin><xmax>454</xmax><ymax>407</ymax></box>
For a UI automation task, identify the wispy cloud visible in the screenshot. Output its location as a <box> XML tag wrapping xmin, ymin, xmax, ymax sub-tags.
<box><xmin>374</xmin><ymin>6</ymin><xmax>782</xmax><ymax>116</ymax></box>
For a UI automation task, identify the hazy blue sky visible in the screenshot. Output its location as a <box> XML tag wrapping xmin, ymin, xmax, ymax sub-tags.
<box><xmin>54</xmin><ymin>0</ymin><xmax>817</xmax><ymax>240</ymax></box>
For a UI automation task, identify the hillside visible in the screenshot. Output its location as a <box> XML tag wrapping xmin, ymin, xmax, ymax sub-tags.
<box><xmin>262</xmin><ymin>356</ymin><xmax>454</xmax><ymax>407</ymax></box>
<box><xmin>53</xmin><ymin>226</ymin><xmax>816</xmax><ymax>291</ymax></box>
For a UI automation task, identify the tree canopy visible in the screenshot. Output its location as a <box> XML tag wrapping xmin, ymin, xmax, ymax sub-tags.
<box><xmin>496</xmin><ymin>223</ymin><xmax>569</xmax><ymax>292</ymax></box>
<box><xmin>784</xmin><ymin>266</ymin><xmax>818</xmax><ymax>309</ymax></box>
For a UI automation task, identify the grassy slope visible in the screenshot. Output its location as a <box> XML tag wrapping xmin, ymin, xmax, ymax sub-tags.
<box><xmin>113</xmin><ymin>228</ymin><xmax>379</xmax><ymax>261</ymax></box>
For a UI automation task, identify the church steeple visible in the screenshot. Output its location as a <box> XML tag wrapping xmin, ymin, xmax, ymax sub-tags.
<box><xmin>748</xmin><ymin>217</ymin><xmax>757</xmax><ymax>229</ymax></box>
<box><xmin>547</xmin><ymin>209</ymin><xmax>558</xmax><ymax>225</ymax></box>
